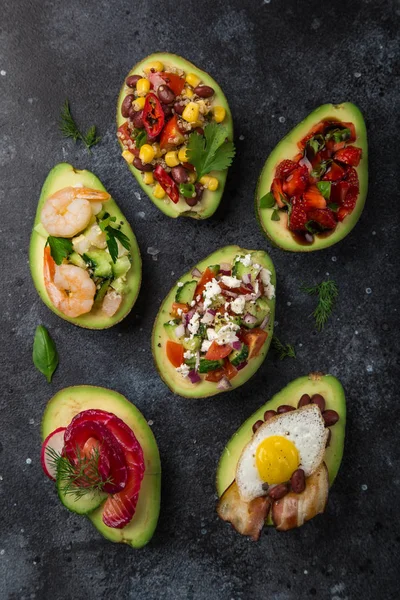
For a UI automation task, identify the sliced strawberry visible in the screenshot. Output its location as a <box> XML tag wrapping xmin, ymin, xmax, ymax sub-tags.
<box><xmin>303</xmin><ymin>185</ymin><xmax>327</xmax><ymax>210</ymax></box>
<box><xmin>330</xmin><ymin>181</ymin><xmax>350</xmax><ymax>205</ymax></box>
<box><xmin>323</xmin><ymin>161</ymin><xmax>346</xmax><ymax>181</ymax></box>
<box><xmin>311</xmin><ymin>147</ymin><xmax>331</xmax><ymax>167</ymax></box>
<box><xmin>307</xmin><ymin>208</ymin><xmax>337</xmax><ymax>229</ymax></box>
<box><xmin>341</xmin><ymin>167</ymin><xmax>359</xmax><ymax>211</ymax></box>
<box><xmin>342</xmin><ymin>121</ymin><xmax>356</xmax><ymax>142</ymax></box>
<box><xmin>334</xmin><ymin>146</ymin><xmax>362</xmax><ymax>167</ymax></box>
<box><xmin>298</xmin><ymin>121</ymin><xmax>326</xmax><ymax>150</ymax></box>
<box><xmin>288</xmin><ymin>197</ymin><xmax>308</xmax><ymax>231</ymax></box>
<box><xmin>337</xmin><ymin>207</ymin><xmax>351</xmax><ymax>221</ymax></box>
<box><xmin>271</xmin><ymin>178</ymin><xmax>286</xmax><ymax>207</ymax></box>
<box><xmin>275</xmin><ymin>159</ymin><xmax>298</xmax><ymax>179</ymax></box>
<box><xmin>283</xmin><ymin>165</ymin><xmax>309</xmax><ymax>197</ymax></box>
<box><xmin>345</xmin><ymin>166</ymin><xmax>359</xmax><ymax>191</ymax></box>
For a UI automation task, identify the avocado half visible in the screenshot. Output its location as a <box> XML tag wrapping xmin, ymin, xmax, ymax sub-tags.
<box><xmin>216</xmin><ymin>373</ymin><xmax>346</xmax><ymax>508</ymax></box>
<box><xmin>255</xmin><ymin>103</ymin><xmax>368</xmax><ymax>251</ymax></box>
<box><xmin>41</xmin><ymin>386</ymin><xmax>161</xmax><ymax>549</ymax></box>
<box><xmin>117</xmin><ymin>52</ymin><xmax>233</xmax><ymax>219</ymax></box>
<box><xmin>30</xmin><ymin>163</ymin><xmax>142</xmax><ymax>329</ymax></box>
<box><xmin>152</xmin><ymin>245</ymin><xmax>276</xmax><ymax>398</ymax></box>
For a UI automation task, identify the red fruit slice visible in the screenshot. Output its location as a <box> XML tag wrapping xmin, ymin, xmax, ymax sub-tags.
<box><xmin>275</xmin><ymin>159</ymin><xmax>298</xmax><ymax>179</ymax></box>
<box><xmin>271</xmin><ymin>178</ymin><xmax>286</xmax><ymax>207</ymax></box>
<box><xmin>303</xmin><ymin>185</ymin><xmax>327</xmax><ymax>210</ymax></box>
<box><xmin>334</xmin><ymin>146</ymin><xmax>362</xmax><ymax>166</ymax></box>
<box><xmin>345</xmin><ymin>166</ymin><xmax>359</xmax><ymax>191</ymax></box>
<box><xmin>307</xmin><ymin>208</ymin><xmax>337</xmax><ymax>229</ymax></box>
<box><xmin>298</xmin><ymin>121</ymin><xmax>326</xmax><ymax>150</ymax></box>
<box><xmin>337</xmin><ymin>207</ymin><xmax>351</xmax><ymax>221</ymax></box>
<box><xmin>342</xmin><ymin>121</ymin><xmax>356</xmax><ymax>142</ymax></box>
<box><xmin>41</xmin><ymin>427</ymin><xmax>66</xmax><ymax>481</ymax></box>
<box><xmin>323</xmin><ymin>161</ymin><xmax>346</xmax><ymax>181</ymax></box>
<box><xmin>330</xmin><ymin>181</ymin><xmax>350</xmax><ymax>205</ymax></box>
<box><xmin>283</xmin><ymin>165</ymin><xmax>309</xmax><ymax>197</ymax></box>
<box><xmin>288</xmin><ymin>197</ymin><xmax>308</xmax><ymax>231</ymax></box>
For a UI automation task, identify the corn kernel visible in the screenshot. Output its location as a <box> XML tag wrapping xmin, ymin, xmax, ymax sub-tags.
<box><xmin>139</xmin><ymin>144</ymin><xmax>156</xmax><ymax>164</ymax></box>
<box><xmin>165</xmin><ymin>151</ymin><xmax>180</xmax><ymax>167</ymax></box>
<box><xmin>136</xmin><ymin>78</ymin><xmax>150</xmax><ymax>96</ymax></box>
<box><xmin>183</xmin><ymin>86</ymin><xmax>194</xmax><ymax>98</ymax></box>
<box><xmin>152</xmin><ymin>142</ymin><xmax>162</xmax><ymax>158</ymax></box>
<box><xmin>153</xmin><ymin>183</ymin><xmax>166</xmax><ymax>199</ymax></box>
<box><xmin>182</xmin><ymin>102</ymin><xmax>200</xmax><ymax>123</ymax></box>
<box><xmin>200</xmin><ymin>175</ymin><xmax>219</xmax><ymax>191</ymax></box>
<box><xmin>213</xmin><ymin>106</ymin><xmax>226</xmax><ymax>123</ymax></box>
<box><xmin>178</xmin><ymin>146</ymin><xmax>189</xmax><ymax>163</ymax></box>
<box><xmin>132</xmin><ymin>97</ymin><xmax>146</xmax><ymax>111</ymax></box>
<box><xmin>186</xmin><ymin>72</ymin><xmax>201</xmax><ymax>88</ymax></box>
<box><xmin>187</xmin><ymin>171</ymin><xmax>197</xmax><ymax>184</ymax></box>
<box><xmin>143</xmin><ymin>60</ymin><xmax>164</xmax><ymax>73</ymax></box>
<box><xmin>121</xmin><ymin>150</ymin><xmax>134</xmax><ymax>165</ymax></box>
<box><xmin>143</xmin><ymin>172</ymin><xmax>154</xmax><ymax>185</ymax></box>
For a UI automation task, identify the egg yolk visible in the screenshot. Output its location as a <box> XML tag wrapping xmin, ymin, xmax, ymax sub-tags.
<box><xmin>255</xmin><ymin>435</ymin><xmax>299</xmax><ymax>484</ymax></box>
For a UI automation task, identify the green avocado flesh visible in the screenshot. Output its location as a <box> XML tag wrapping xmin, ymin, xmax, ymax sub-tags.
<box><xmin>152</xmin><ymin>246</ymin><xmax>276</xmax><ymax>398</ymax></box>
<box><xmin>41</xmin><ymin>386</ymin><xmax>161</xmax><ymax>549</ymax></box>
<box><xmin>29</xmin><ymin>163</ymin><xmax>142</xmax><ymax>329</ymax></box>
<box><xmin>117</xmin><ymin>52</ymin><xmax>233</xmax><ymax>219</ymax></box>
<box><xmin>256</xmin><ymin>103</ymin><xmax>368</xmax><ymax>251</ymax></box>
<box><xmin>216</xmin><ymin>373</ymin><xmax>346</xmax><ymax>518</ymax></box>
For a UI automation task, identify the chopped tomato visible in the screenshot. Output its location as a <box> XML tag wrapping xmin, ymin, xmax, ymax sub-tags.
<box><xmin>283</xmin><ymin>165</ymin><xmax>309</xmax><ymax>197</ymax></box>
<box><xmin>240</xmin><ymin>329</ymin><xmax>268</xmax><ymax>359</ymax></box>
<box><xmin>271</xmin><ymin>178</ymin><xmax>286</xmax><ymax>207</ymax></box>
<box><xmin>205</xmin><ymin>342</ymin><xmax>232</xmax><ymax>361</ymax></box>
<box><xmin>195</xmin><ymin>267</ymin><xmax>217</xmax><ymax>297</ymax></box>
<box><xmin>205</xmin><ymin>368</ymin><xmax>226</xmax><ymax>382</ymax></box>
<box><xmin>334</xmin><ymin>146</ymin><xmax>362</xmax><ymax>167</ymax></box>
<box><xmin>288</xmin><ymin>197</ymin><xmax>308</xmax><ymax>232</ymax></box>
<box><xmin>154</xmin><ymin>165</ymin><xmax>180</xmax><ymax>203</ymax></box>
<box><xmin>117</xmin><ymin>122</ymin><xmax>139</xmax><ymax>155</ymax></box>
<box><xmin>223</xmin><ymin>359</ymin><xmax>238</xmax><ymax>380</ymax></box>
<box><xmin>275</xmin><ymin>160</ymin><xmax>298</xmax><ymax>179</ymax></box>
<box><xmin>323</xmin><ymin>161</ymin><xmax>346</xmax><ymax>182</ymax></box>
<box><xmin>160</xmin><ymin>115</ymin><xmax>185</xmax><ymax>150</ymax></box>
<box><xmin>160</xmin><ymin>72</ymin><xmax>185</xmax><ymax>96</ymax></box>
<box><xmin>303</xmin><ymin>185</ymin><xmax>327</xmax><ymax>211</ymax></box>
<box><xmin>307</xmin><ymin>208</ymin><xmax>336</xmax><ymax>229</ymax></box>
<box><xmin>166</xmin><ymin>341</ymin><xmax>184</xmax><ymax>368</ymax></box>
<box><xmin>171</xmin><ymin>302</ymin><xmax>189</xmax><ymax>318</ymax></box>
<box><xmin>143</xmin><ymin>93</ymin><xmax>165</xmax><ymax>138</ymax></box>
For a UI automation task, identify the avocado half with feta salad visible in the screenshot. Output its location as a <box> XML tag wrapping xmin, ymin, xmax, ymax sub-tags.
<box><xmin>41</xmin><ymin>386</ymin><xmax>161</xmax><ymax>549</ymax></box>
<box><xmin>256</xmin><ymin>103</ymin><xmax>368</xmax><ymax>251</ymax></box>
<box><xmin>152</xmin><ymin>246</ymin><xmax>276</xmax><ymax>398</ymax></box>
<box><xmin>117</xmin><ymin>52</ymin><xmax>234</xmax><ymax>219</ymax></box>
<box><xmin>30</xmin><ymin>163</ymin><xmax>141</xmax><ymax>329</ymax></box>
<box><xmin>216</xmin><ymin>373</ymin><xmax>346</xmax><ymax>539</ymax></box>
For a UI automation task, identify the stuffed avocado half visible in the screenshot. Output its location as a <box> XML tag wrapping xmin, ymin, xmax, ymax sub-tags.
<box><xmin>30</xmin><ymin>163</ymin><xmax>141</xmax><ymax>329</ymax></box>
<box><xmin>256</xmin><ymin>103</ymin><xmax>368</xmax><ymax>251</ymax></box>
<box><xmin>152</xmin><ymin>246</ymin><xmax>276</xmax><ymax>398</ymax></box>
<box><xmin>117</xmin><ymin>52</ymin><xmax>234</xmax><ymax>219</ymax></box>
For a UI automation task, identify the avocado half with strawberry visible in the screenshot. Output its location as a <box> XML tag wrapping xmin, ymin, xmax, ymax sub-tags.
<box><xmin>30</xmin><ymin>163</ymin><xmax>142</xmax><ymax>329</ymax></box>
<box><xmin>216</xmin><ymin>373</ymin><xmax>346</xmax><ymax>539</ymax></box>
<box><xmin>152</xmin><ymin>246</ymin><xmax>276</xmax><ymax>398</ymax></box>
<box><xmin>117</xmin><ymin>53</ymin><xmax>234</xmax><ymax>219</ymax></box>
<box><xmin>41</xmin><ymin>386</ymin><xmax>161</xmax><ymax>548</ymax></box>
<box><xmin>256</xmin><ymin>103</ymin><xmax>368</xmax><ymax>251</ymax></box>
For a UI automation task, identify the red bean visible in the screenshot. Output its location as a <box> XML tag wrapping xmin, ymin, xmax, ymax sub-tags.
<box><xmin>129</xmin><ymin>109</ymin><xmax>144</xmax><ymax>129</ymax></box>
<box><xmin>269</xmin><ymin>483</ymin><xmax>289</xmax><ymax>500</ymax></box>
<box><xmin>298</xmin><ymin>394</ymin><xmax>311</xmax><ymax>408</ymax></box>
<box><xmin>252</xmin><ymin>420</ymin><xmax>264</xmax><ymax>433</ymax></box>
<box><xmin>290</xmin><ymin>469</ymin><xmax>305</xmax><ymax>493</ymax></box>
<box><xmin>161</xmin><ymin>103</ymin><xmax>173</xmax><ymax>118</ymax></box>
<box><xmin>157</xmin><ymin>84</ymin><xmax>175</xmax><ymax>104</ymax></box>
<box><xmin>193</xmin><ymin>182</ymin><xmax>204</xmax><ymax>202</ymax></box>
<box><xmin>263</xmin><ymin>410</ymin><xmax>277</xmax><ymax>422</ymax></box>
<box><xmin>133</xmin><ymin>157</ymin><xmax>153</xmax><ymax>172</ymax></box>
<box><xmin>322</xmin><ymin>410</ymin><xmax>339</xmax><ymax>427</ymax></box>
<box><xmin>174</xmin><ymin>101</ymin><xmax>185</xmax><ymax>115</ymax></box>
<box><xmin>171</xmin><ymin>166</ymin><xmax>188</xmax><ymax>184</ymax></box>
<box><xmin>311</xmin><ymin>394</ymin><xmax>326</xmax><ymax>412</ymax></box>
<box><xmin>194</xmin><ymin>85</ymin><xmax>215</xmax><ymax>98</ymax></box>
<box><xmin>126</xmin><ymin>75</ymin><xmax>141</xmax><ymax>88</ymax></box>
<box><xmin>121</xmin><ymin>94</ymin><xmax>135</xmax><ymax>118</ymax></box>
<box><xmin>277</xmin><ymin>405</ymin><xmax>295</xmax><ymax>414</ymax></box>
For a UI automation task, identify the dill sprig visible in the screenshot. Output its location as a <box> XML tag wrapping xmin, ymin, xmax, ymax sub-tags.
<box><xmin>46</xmin><ymin>445</ymin><xmax>112</xmax><ymax>499</ymax></box>
<box><xmin>59</xmin><ymin>99</ymin><xmax>101</xmax><ymax>151</ymax></box>
<box><xmin>271</xmin><ymin>335</ymin><xmax>296</xmax><ymax>360</ymax></box>
<box><xmin>301</xmin><ymin>279</ymin><xmax>338</xmax><ymax>331</ymax></box>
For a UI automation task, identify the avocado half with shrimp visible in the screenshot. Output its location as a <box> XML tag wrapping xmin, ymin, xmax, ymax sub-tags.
<box><xmin>41</xmin><ymin>386</ymin><xmax>161</xmax><ymax>548</ymax></box>
<box><xmin>255</xmin><ymin>103</ymin><xmax>368</xmax><ymax>251</ymax></box>
<box><xmin>216</xmin><ymin>373</ymin><xmax>346</xmax><ymax>539</ymax></box>
<box><xmin>152</xmin><ymin>246</ymin><xmax>276</xmax><ymax>398</ymax></box>
<box><xmin>117</xmin><ymin>52</ymin><xmax>234</xmax><ymax>219</ymax></box>
<box><xmin>30</xmin><ymin>163</ymin><xmax>142</xmax><ymax>329</ymax></box>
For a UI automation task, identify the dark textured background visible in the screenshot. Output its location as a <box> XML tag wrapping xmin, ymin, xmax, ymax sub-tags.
<box><xmin>1</xmin><ymin>0</ymin><xmax>399</xmax><ymax>598</ymax></box>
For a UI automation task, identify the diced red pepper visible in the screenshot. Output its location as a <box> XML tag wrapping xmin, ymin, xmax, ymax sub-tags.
<box><xmin>166</xmin><ymin>341</ymin><xmax>184</xmax><ymax>368</ymax></box>
<box><xmin>117</xmin><ymin>122</ymin><xmax>139</xmax><ymax>156</ymax></box>
<box><xmin>283</xmin><ymin>165</ymin><xmax>309</xmax><ymax>197</ymax></box>
<box><xmin>275</xmin><ymin>159</ymin><xmax>298</xmax><ymax>179</ymax></box>
<box><xmin>288</xmin><ymin>197</ymin><xmax>308</xmax><ymax>231</ymax></box>
<box><xmin>303</xmin><ymin>185</ymin><xmax>327</xmax><ymax>211</ymax></box>
<box><xmin>195</xmin><ymin>267</ymin><xmax>218</xmax><ymax>297</ymax></box>
<box><xmin>323</xmin><ymin>161</ymin><xmax>346</xmax><ymax>181</ymax></box>
<box><xmin>223</xmin><ymin>358</ymin><xmax>238</xmax><ymax>380</ymax></box>
<box><xmin>154</xmin><ymin>165</ymin><xmax>180</xmax><ymax>203</ymax></box>
<box><xmin>240</xmin><ymin>329</ymin><xmax>268</xmax><ymax>359</ymax></box>
<box><xmin>159</xmin><ymin>115</ymin><xmax>185</xmax><ymax>150</ymax></box>
<box><xmin>143</xmin><ymin>93</ymin><xmax>165</xmax><ymax>138</ymax></box>
<box><xmin>160</xmin><ymin>72</ymin><xmax>185</xmax><ymax>96</ymax></box>
<box><xmin>205</xmin><ymin>368</ymin><xmax>226</xmax><ymax>383</ymax></box>
<box><xmin>307</xmin><ymin>208</ymin><xmax>337</xmax><ymax>229</ymax></box>
<box><xmin>334</xmin><ymin>146</ymin><xmax>362</xmax><ymax>167</ymax></box>
<box><xmin>205</xmin><ymin>342</ymin><xmax>232</xmax><ymax>361</ymax></box>
<box><xmin>171</xmin><ymin>302</ymin><xmax>189</xmax><ymax>318</ymax></box>
<box><xmin>271</xmin><ymin>178</ymin><xmax>286</xmax><ymax>207</ymax></box>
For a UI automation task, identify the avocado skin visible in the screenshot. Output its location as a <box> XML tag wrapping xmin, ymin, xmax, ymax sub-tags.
<box><xmin>152</xmin><ymin>245</ymin><xmax>276</xmax><ymax>399</ymax></box>
<box><xmin>216</xmin><ymin>374</ymin><xmax>346</xmax><ymax>508</ymax></box>
<box><xmin>117</xmin><ymin>52</ymin><xmax>233</xmax><ymax>220</ymax></box>
<box><xmin>41</xmin><ymin>385</ymin><xmax>161</xmax><ymax>549</ymax></box>
<box><xmin>29</xmin><ymin>163</ymin><xmax>142</xmax><ymax>329</ymax></box>
<box><xmin>255</xmin><ymin>102</ymin><xmax>368</xmax><ymax>252</ymax></box>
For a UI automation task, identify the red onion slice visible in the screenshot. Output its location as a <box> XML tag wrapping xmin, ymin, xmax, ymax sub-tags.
<box><xmin>244</xmin><ymin>313</ymin><xmax>258</xmax><ymax>325</ymax></box>
<box><xmin>260</xmin><ymin>315</ymin><xmax>270</xmax><ymax>330</ymax></box>
<box><xmin>222</xmin><ymin>289</ymin><xmax>238</xmax><ymax>298</ymax></box>
<box><xmin>232</xmin><ymin>341</ymin><xmax>242</xmax><ymax>351</ymax></box>
<box><xmin>188</xmin><ymin>370</ymin><xmax>201</xmax><ymax>384</ymax></box>
<box><xmin>236</xmin><ymin>361</ymin><xmax>247</xmax><ymax>371</ymax></box>
<box><xmin>242</xmin><ymin>273</ymin><xmax>252</xmax><ymax>285</ymax></box>
<box><xmin>220</xmin><ymin>262</ymin><xmax>231</xmax><ymax>272</ymax></box>
<box><xmin>191</xmin><ymin>267</ymin><xmax>202</xmax><ymax>278</ymax></box>
<box><xmin>220</xmin><ymin>270</ymin><xmax>231</xmax><ymax>276</ymax></box>
<box><xmin>217</xmin><ymin>376</ymin><xmax>232</xmax><ymax>390</ymax></box>
<box><xmin>174</xmin><ymin>323</ymin><xmax>185</xmax><ymax>338</ymax></box>
<box><xmin>201</xmin><ymin>310</ymin><xmax>215</xmax><ymax>325</ymax></box>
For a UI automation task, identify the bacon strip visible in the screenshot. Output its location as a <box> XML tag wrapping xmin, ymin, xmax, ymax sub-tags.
<box><xmin>217</xmin><ymin>481</ymin><xmax>270</xmax><ymax>541</ymax></box>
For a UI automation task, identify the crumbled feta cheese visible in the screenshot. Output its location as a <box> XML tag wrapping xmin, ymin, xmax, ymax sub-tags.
<box><xmin>176</xmin><ymin>363</ymin><xmax>190</xmax><ymax>378</ymax></box>
<box><xmin>196</xmin><ymin>295</ymin><xmax>201</xmax><ymax>302</ymax></box>
<box><xmin>260</xmin><ymin>268</ymin><xmax>275</xmax><ymax>299</ymax></box>
<box><xmin>177</xmin><ymin>282</ymin><xmax>184</xmax><ymax>287</ymax></box>
<box><xmin>220</xmin><ymin>275</ymin><xmax>241</xmax><ymax>288</ymax></box>
<box><xmin>231</xmin><ymin>296</ymin><xmax>246</xmax><ymax>314</ymax></box>
<box><xmin>183</xmin><ymin>350</ymin><xmax>194</xmax><ymax>359</ymax></box>
<box><xmin>215</xmin><ymin>323</ymin><xmax>240</xmax><ymax>345</ymax></box>
<box><xmin>253</xmin><ymin>281</ymin><xmax>260</xmax><ymax>296</ymax></box>
<box><xmin>207</xmin><ymin>328</ymin><xmax>218</xmax><ymax>341</ymax></box>
<box><xmin>177</xmin><ymin>308</ymin><xmax>183</xmax><ymax>316</ymax></box>
<box><xmin>236</xmin><ymin>254</ymin><xmax>252</xmax><ymax>267</ymax></box>
<box><xmin>224</xmin><ymin>302</ymin><xmax>230</xmax><ymax>310</ymax></box>
<box><xmin>201</xmin><ymin>339</ymin><xmax>212</xmax><ymax>352</ymax></box>
<box><xmin>203</xmin><ymin>278</ymin><xmax>222</xmax><ymax>309</ymax></box>
<box><xmin>264</xmin><ymin>283</ymin><xmax>275</xmax><ymax>299</ymax></box>
<box><xmin>190</xmin><ymin>300</ymin><xmax>196</xmax><ymax>307</ymax></box>
<box><xmin>188</xmin><ymin>312</ymin><xmax>200</xmax><ymax>335</ymax></box>
<box><xmin>169</xmin><ymin>320</ymin><xmax>176</xmax><ymax>325</ymax></box>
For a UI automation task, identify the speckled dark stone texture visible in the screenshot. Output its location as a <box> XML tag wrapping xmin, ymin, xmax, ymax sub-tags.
<box><xmin>0</xmin><ymin>0</ymin><xmax>399</xmax><ymax>598</ymax></box>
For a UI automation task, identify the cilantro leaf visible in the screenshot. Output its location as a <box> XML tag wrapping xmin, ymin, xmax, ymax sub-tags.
<box><xmin>186</xmin><ymin>122</ymin><xmax>235</xmax><ymax>180</ymax></box>
<box><xmin>46</xmin><ymin>236</ymin><xmax>73</xmax><ymax>265</ymax></box>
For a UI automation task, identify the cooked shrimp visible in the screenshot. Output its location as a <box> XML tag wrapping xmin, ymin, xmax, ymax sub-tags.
<box><xmin>102</xmin><ymin>290</ymin><xmax>122</xmax><ymax>317</ymax></box>
<box><xmin>41</xmin><ymin>186</ymin><xmax>110</xmax><ymax>238</ymax></box>
<box><xmin>43</xmin><ymin>247</ymin><xmax>96</xmax><ymax>317</ymax></box>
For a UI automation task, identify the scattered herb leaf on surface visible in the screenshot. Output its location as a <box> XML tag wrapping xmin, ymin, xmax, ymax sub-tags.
<box><xmin>301</xmin><ymin>279</ymin><xmax>339</xmax><ymax>331</ymax></box>
<box><xmin>33</xmin><ymin>325</ymin><xmax>59</xmax><ymax>383</ymax></box>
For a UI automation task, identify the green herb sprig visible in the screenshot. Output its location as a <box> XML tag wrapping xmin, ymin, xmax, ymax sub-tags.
<box><xmin>271</xmin><ymin>335</ymin><xmax>296</xmax><ymax>360</ymax></box>
<box><xmin>301</xmin><ymin>279</ymin><xmax>338</xmax><ymax>331</ymax></box>
<box><xmin>33</xmin><ymin>325</ymin><xmax>59</xmax><ymax>382</ymax></box>
<box><xmin>60</xmin><ymin>100</ymin><xmax>101</xmax><ymax>151</ymax></box>
<box><xmin>46</xmin><ymin>236</ymin><xmax>73</xmax><ymax>265</ymax></box>
<box><xmin>186</xmin><ymin>122</ymin><xmax>235</xmax><ymax>181</ymax></box>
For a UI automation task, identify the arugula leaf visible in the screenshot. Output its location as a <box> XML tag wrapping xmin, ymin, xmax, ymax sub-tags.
<box><xmin>271</xmin><ymin>209</ymin><xmax>281</xmax><ymax>221</ymax></box>
<box><xmin>59</xmin><ymin>99</ymin><xmax>101</xmax><ymax>151</ymax></box>
<box><xmin>301</xmin><ymin>279</ymin><xmax>338</xmax><ymax>331</ymax></box>
<box><xmin>186</xmin><ymin>122</ymin><xmax>235</xmax><ymax>180</ymax></box>
<box><xmin>46</xmin><ymin>236</ymin><xmax>73</xmax><ymax>265</ymax></box>
<box><xmin>259</xmin><ymin>192</ymin><xmax>275</xmax><ymax>208</ymax></box>
<box><xmin>33</xmin><ymin>325</ymin><xmax>59</xmax><ymax>383</ymax></box>
<box><xmin>271</xmin><ymin>336</ymin><xmax>296</xmax><ymax>360</ymax></box>
<box><xmin>316</xmin><ymin>181</ymin><xmax>331</xmax><ymax>200</ymax></box>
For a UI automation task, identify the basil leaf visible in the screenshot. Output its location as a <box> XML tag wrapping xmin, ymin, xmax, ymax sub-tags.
<box><xmin>271</xmin><ymin>209</ymin><xmax>281</xmax><ymax>221</ymax></box>
<box><xmin>259</xmin><ymin>191</ymin><xmax>275</xmax><ymax>208</ymax></box>
<box><xmin>316</xmin><ymin>181</ymin><xmax>331</xmax><ymax>200</ymax></box>
<box><xmin>328</xmin><ymin>202</ymin><xmax>339</xmax><ymax>212</ymax></box>
<box><xmin>310</xmin><ymin>159</ymin><xmax>332</xmax><ymax>179</ymax></box>
<box><xmin>135</xmin><ymin>131</ymin><xmax>147</xmax><ymax>149</ymax></box>
<box><xmin>327</xmin><ymin>127</ymin><xmax>351</xmax><ymax>143</ymax></box>
<box><xmin>305</xmin><ymin>220</ymin><xmax>320</xmax><ymax>234</ymax></box>
<box><xmin>33</xmin><ymin>325</ymin><xmax>59</xmax><ymax>383</ymax></box>
<box><xmin>307</xmin><ymin>134</ymin><xmax>325</xmax><ymax>154</ymax></box>
<box><xmin>46</xmin><ymin>236</ymin><xmax>73</xmax><ymax>265</ymax></box>
<box><xmin>179</xmin><ymin>183</ymin><xmax>196</xmax><ymax>198</ymax></box>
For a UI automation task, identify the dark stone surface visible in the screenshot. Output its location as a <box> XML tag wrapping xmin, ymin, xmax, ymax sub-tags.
<box><xmin>0</xmin><ymin>0</ymin><xmax>399</xmax><ymax>598</ymax></box>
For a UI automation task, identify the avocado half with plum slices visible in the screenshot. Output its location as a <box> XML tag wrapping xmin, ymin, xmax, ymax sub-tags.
<box><xmin>152</xmin><ymin>246</ymin><xmax>276</xmax><ymax>398</ymax></box>
<box><xmin>41</xmin><ymin>386</ymin><xmax>161</xmax><ymax>549</ymax></box>
<box><xmin>117</xmin><ymin>52</ymin><xmax>234</xmax><ymax>219</ymax></box>
<box><xmin>216</xmin><ymin>373</ymin><xmax>346</xmax><ymax>539</ymax></box>
<box><xmin>256</xmin><ymin>103</ymin><xmax>368</xmax><ymax>251</ymax></box>
<box><xmin>30</xmin><ymin>163</ymin><xmax>141</xmax><ymax>329</ymax></box>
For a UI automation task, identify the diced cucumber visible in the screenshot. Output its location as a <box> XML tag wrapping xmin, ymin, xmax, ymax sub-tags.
<box><xmin>244</xmin><ymin>297</ymin><xmax>270</xmax><ymax>328</ymax></box>
<box><xmin>175</xmin><ymin>281</ymin><xmax>197</xmax><ymax>304</ymax></box>
<box><xmin>83</xmin><ymin>250</ymin><xmax>113</xmax><ymax>278</ymax></box>
<box><xmin>164</xmin><ymin>319</ymin><xmax>184</xmax><ymax>342</ymax></box>
<box><xmin>94</xmin><ymin>280</ymin><xmax>110</xmax><ymax>305</ymax></box>
<box><xmin>229</xmin><ymin>343</ymin><xmax>249</xmax><ymax>366</ymax></box>
<box><xmin>198</xmin><ymin>358</ymin><xmax>223</xmax><ymax>373</ymax></box>
<box><xmin>184</xmin><ymin>356</ymin><xmax>196</xmax><ymax>368</ymax></box>
<box><xmin>232</xmin><ymin>259</ymin><xmax>259</xmax><ymax>282</ymax></box>
<box><xmin>208</xmin><ymin>264</ymin><xmax>220</xmax><ymax>276</ymax></box>
<box><xmin>182</xmin><ymin>335</ymin><xmax>202</xmax><ymax>351</ymax></box>
<box><xmin>110</xmin><ymin>277</ymin><xmax>128</xmax><ymax>294</ymax></box>
<box><xmin>112</xmin><ymin>255</ymin><xmax>131</xmax><ymax>278</ymax></box>
<box><xmin>69</xmin><ymin>252</ymin><xmax>87</xmax><ymax>269</ymax></box>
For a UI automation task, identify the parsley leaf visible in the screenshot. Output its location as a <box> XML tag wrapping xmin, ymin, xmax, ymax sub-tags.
<box><xmin>259</xmin><ymin>192</ymin><xmax>275</xmax><ymax>208</ymax></box>
<box><xmin>59</xmin><ymin>99</ymin><xmax>101</xmax><ymax>151</ymax></box>
<box><xmin>46</xmin><ymin>236</ymin><xmax>73</xmax><ymax>265</ymax></box>
<box><xmin>186</xmin><ymin>122</ymin><xmax>235</xmax><ymax>180</ymax></box>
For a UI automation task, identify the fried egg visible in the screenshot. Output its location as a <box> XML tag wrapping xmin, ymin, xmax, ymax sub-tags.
<box><xmin>236</xmin><ymin>404</ymin><xmax>328</xmax><ymax>502</ymax></box>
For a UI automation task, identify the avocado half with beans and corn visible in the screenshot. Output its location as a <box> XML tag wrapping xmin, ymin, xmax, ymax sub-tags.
<box><xmin>30</xmin><ymin>163</ymin><xmax>141</xmax><ymax>329</ymax></box>
<box><xmin>255</xmin><ymin>103</ymin><xmax>368</xmax><ymax>251</ymax></box>
<box><xmin>152</xmin><ymin>246</ymin><xmax>276</xmax><ymax>398</ymax></box>
<box><xmin>216</xmin><ymin>373</ymin><xmax>346</xmax><ymax>539</ymax></box>
<box><xmin>117</xmin><ymin>52</ymin><xmax>234</xmax><ymax>219</ymax></box>
<box><xmin>41</xmin><ymin>386</ymin><xmax>161</xmax><ymax>549</ymax></box>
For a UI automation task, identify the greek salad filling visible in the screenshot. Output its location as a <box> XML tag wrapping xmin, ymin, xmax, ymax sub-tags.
<box><xmin>118</xmin><ymin>59</ymin><xmax>234</xmax><ymax>208</ymax></box>
<box><xmin>164</xmin><ymin>253</ymin><xmax>275</xmax><ymax>389</ymax></box>
<box><xmin>39</xmin><ymin>185</ymin><xmax>134</xmax><ymax>319</ymax></box>
<box><xmin>264</xmin><ymin>119</ymin><xmax>362</xmax><ymax>242</ymax></box>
